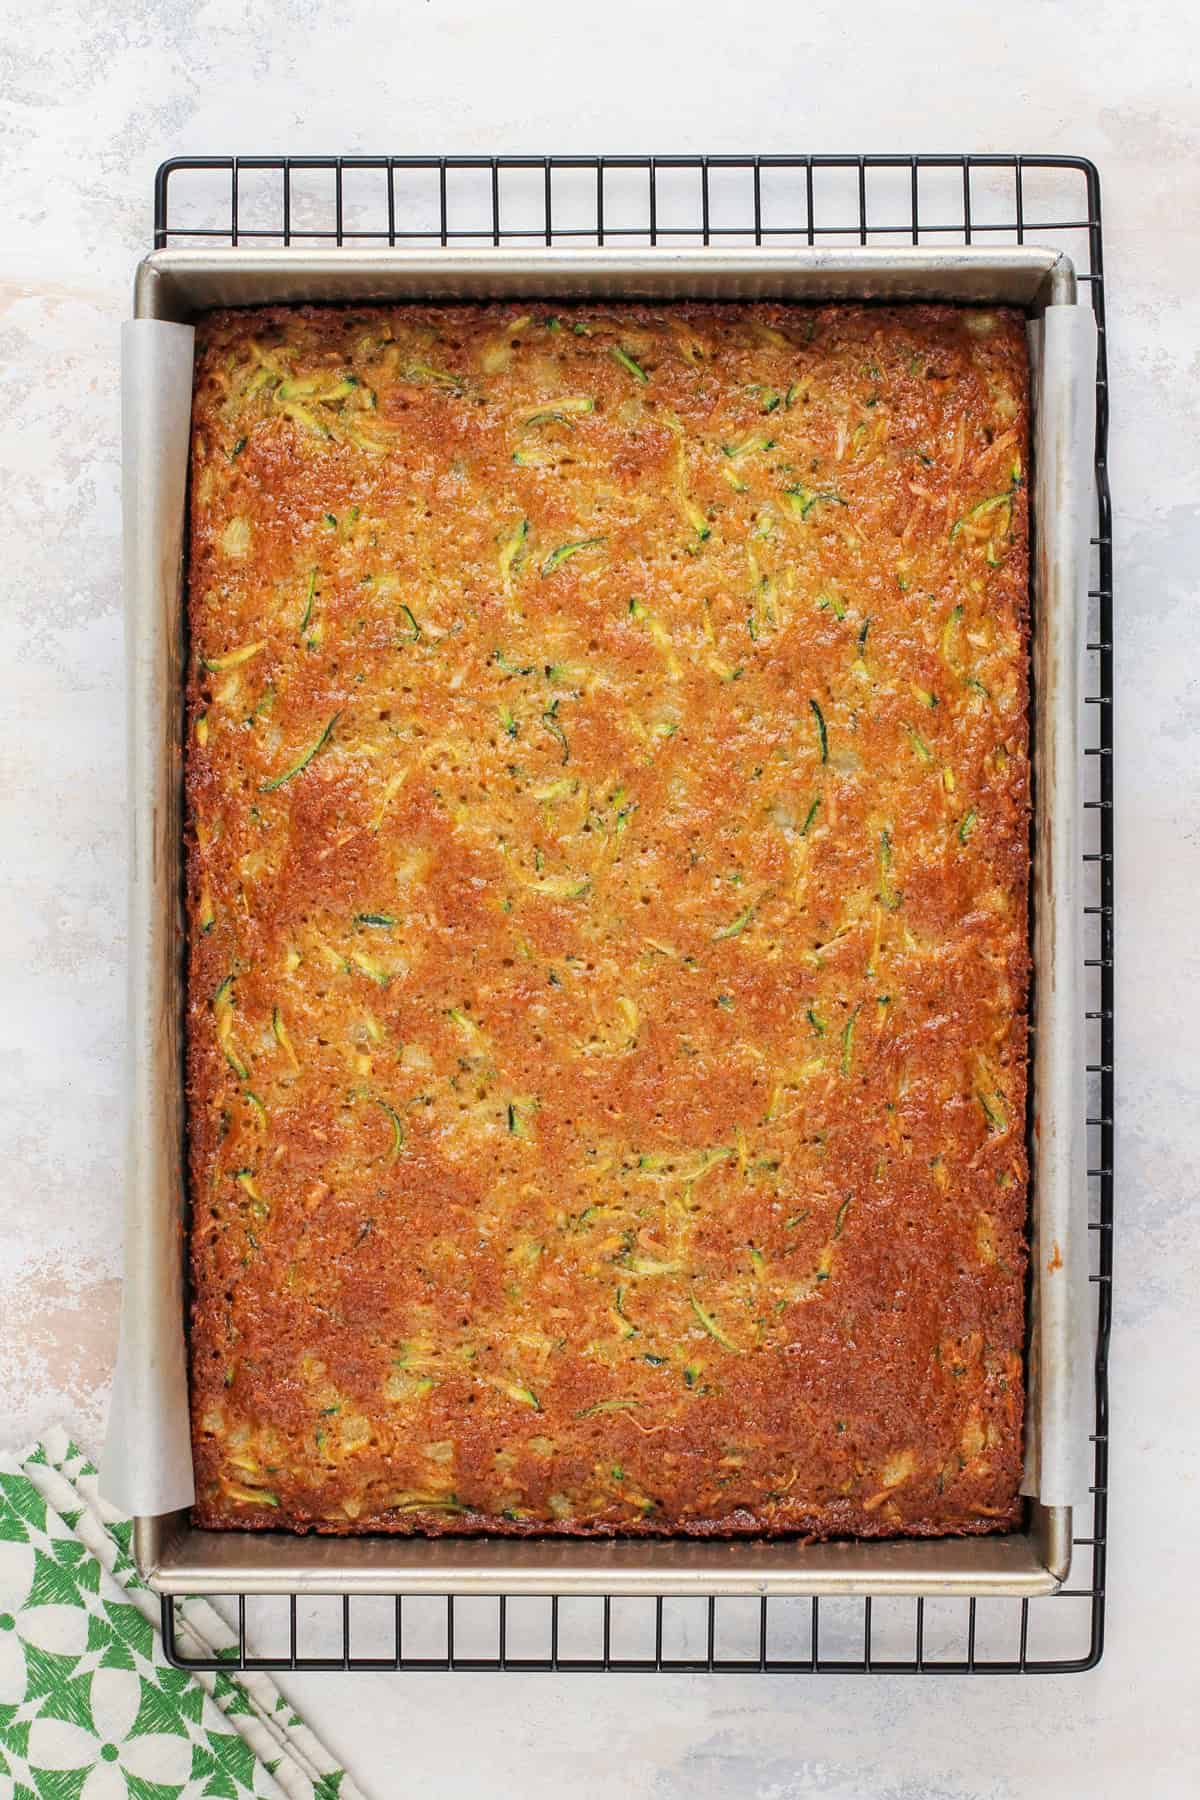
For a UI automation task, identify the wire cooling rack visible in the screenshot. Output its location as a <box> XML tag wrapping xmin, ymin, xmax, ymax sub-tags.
<box><xmin>154</xmin><ymin>153</ymin><xmax>1113</xmax><ymax>1676</ymax></box>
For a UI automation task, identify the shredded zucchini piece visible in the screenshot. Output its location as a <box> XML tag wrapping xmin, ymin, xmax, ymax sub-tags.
<box><xmin>713</xmin><ymin>902</ymin><xmax>756</xmax><ymax>942</ymax></box>
<box><xmin>213</xmin><ymin>975</ymin><xmax>247</xmax><ymax>1079</ymax></box>
<box><xmin>372</xmin><ymin>1096</ymin><xmax>405</xmax><ymax>1160</ymax></box>
<box><xmin>542</xmin><ymin>701</ymin><xmax>570</xmax><ymax>764</ymax></box>
<box><xmin>690</xmin><ymin>1292</ymin><xmax>741</xmax><ymax>1353</ymax></box>
<box><xmin>722</xmin><ymin>433</ymin><xmax>776</xmax><ymax>460</ymax></box>
<box><xmin>840</xmin><ymin>1004</ymin><xmax>861</xmax><ymax>1078</ymax></box>
<box><xmin>950</xmin><ymin>492</ymin><xmax>1012</xmax><ymax>541</ymax></box>
<box><xmin>784</xmin><ymin>484</ymin><xmax>846</xmax><ymax>520</ymax></box>
<box><xmin>499</xmin><ymin>1380</ymin><xmax>541</xmax><ymax>1410</ymax></box>
<box><xmin>298</xmin><ymin>568</ymin><xmax>317</xmax><ymax>639</ymax></box>
<box><xmin>878</xmin><ymin>828</ymin><xmax>902</xmax><ymax>910</ymax></box>
<box><xmin>260</xmin><ymin>712</ymin><xmax>339</xmax><ymax>792</ymax></box>
<box><xmin>611</xmin><ymin>346</ymin><xmax>648</xmax><ymax>384</ymax></box>
<box><xmin>498</xmin><ymin>517</ymin><xmax>529</xmax><ymax>590</ymax></box>
<box><xmin>541</xmin><ymin>536</ymin><xmax>606</xmax><ymax>576</ymax></box>
<box><xmin>810</xmin><ymin>699</ymin><xmax>828</xmax><ymax>763</ymax></box>
<box><xmin>522</xmin><ymin>396</ymin><xmax>594</xmax><ymax>426</ymax></box>
<box><xmin>203</xmin><ymin>640</ymin><xmax>266</xmax><ymax>673</ymax></box>
<box><xmin>977</xmin><ymin>1086</ymin><xmax>1008</xmax><ymax>1133</ymax></box>
<box><xmin>271</xmin><ymin>1006</ymin><xmax>300</xmax><ymax>1070</ymax></box>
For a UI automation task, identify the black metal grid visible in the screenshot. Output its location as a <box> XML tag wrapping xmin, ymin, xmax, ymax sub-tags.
<box><xmin>154</xmin><ymin>154</ymin><xmax>1112</xmax><ymax>1676</ymax></box>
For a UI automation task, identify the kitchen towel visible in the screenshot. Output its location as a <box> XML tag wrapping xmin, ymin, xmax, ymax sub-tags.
<box><xmin>0</xmin><ymin>1429</ymin><xmax>362</xmax><ymax>1799</ymax></box>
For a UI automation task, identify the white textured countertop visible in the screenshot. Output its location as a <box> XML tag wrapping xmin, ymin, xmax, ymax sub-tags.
<box><xmin>3</xmin><ymin>1</ymin><xmax>1198</xmax><ymax>1793</ymax></box>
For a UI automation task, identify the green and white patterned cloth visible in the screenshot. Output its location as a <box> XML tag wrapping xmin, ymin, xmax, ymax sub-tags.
<box><xmin>0</xmin><ymin>1430</ymin><xmax>360</xmax><ymax>1800</ymax></box>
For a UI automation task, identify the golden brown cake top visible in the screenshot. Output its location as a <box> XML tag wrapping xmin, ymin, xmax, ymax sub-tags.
<box><xmin>186</xmin><ymin>301</ymin><xmax>1029</xmax><ymax>1536</ymax></box>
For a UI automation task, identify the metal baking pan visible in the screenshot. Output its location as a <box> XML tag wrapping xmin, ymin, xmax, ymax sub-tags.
<box><xmin>122</xmin><ymin>244</ymin><xmax>1087</xmax><ymax>1598</ymax></box>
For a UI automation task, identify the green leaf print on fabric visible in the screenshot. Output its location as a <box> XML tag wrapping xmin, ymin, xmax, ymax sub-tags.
<box><xmin>123</xmin><ymin>1775</ymin><xmax>188</xmax><ymax>1800</ymax></box>
<box><xmin>153</xmin><ymin>1666</ymin><xmax>204</xmax><ymax>1725</ymax></box>
<box><xmin>0</xmin><ymin>1703</ymin><xmax>33</xmax><ymax>1761</ymax></box>
<box><xmin>0</xmin><ymin>1472</ymin><xmax>47</xmax><ymax>1537</ymax></box>
<box><xmin>22</xmin><ymin>1642</ymin><xmax>97</xmax><ymax>1735</ymax></box>
<box><xmin>188</xmin><ymin>1744</ymin><xmax>238</xmax><ymax>1798</ymax></box>
<box><xmin>2</xmin><ymin>1434</ymin><xmax>360</xmax><ymax>1799</ymax></box>
<box><xmin>212</xmin><ymin>1671</ymin><xmax>256</xmax><ymax>1718</ymax></box>
<box><xmin>28</xmin><ymin>1544</ymin><xmax>99</xmax><ymax>1609</ymax></box>
<box><xmin>189</xmin><ymin>1728</ymin><xmax>259</xmax><ymax>1797</ymax></box>
<box><xmin>29</xmin><ymin>1767</ymin><xmax>89</xmax><ymax>1800</ymax></box>
<box><xmin>128</xmin><ymin>1674</ymin><xmax>194</xmax><ymax>1740</ymax></box>
<box><xmin>205</xmin><ymin>1729</ymin><xmax>259</xmax><ymax>1789</ymax></box>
